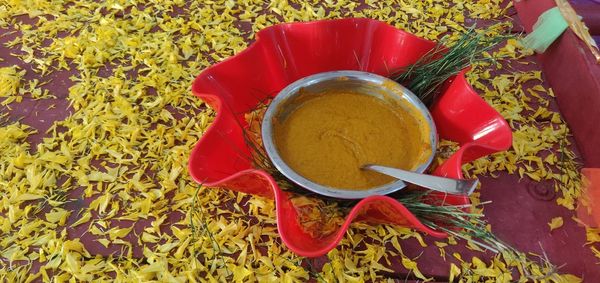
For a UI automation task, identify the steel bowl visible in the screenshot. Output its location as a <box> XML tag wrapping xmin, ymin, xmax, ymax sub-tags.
<box><xmin>261</xmin><ymin>70</ymin><xmax>437</xmax><ymax>199</ymax></box>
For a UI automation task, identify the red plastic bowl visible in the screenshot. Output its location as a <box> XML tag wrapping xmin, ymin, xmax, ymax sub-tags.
<box><xmin>188</xmin><ymin>18</ymin><xmax>512</xmax><ymax>257</ymax></box>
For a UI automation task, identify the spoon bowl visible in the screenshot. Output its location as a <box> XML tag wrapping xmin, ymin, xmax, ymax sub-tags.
<box><xmin>362</xmin><ymin>164</ymin><xmax>478</xmax><ymax>196</ymax></box>
<box><xmin>261</xmin><ymin>71</ymin><xmax>438</xmax><ymax>199</ymax></box>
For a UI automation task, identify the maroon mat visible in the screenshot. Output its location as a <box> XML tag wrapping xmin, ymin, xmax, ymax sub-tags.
<box><xmin>2</xmin><ymin>1</ymin><xmax>599</xmax><ymax>280</ymax></box>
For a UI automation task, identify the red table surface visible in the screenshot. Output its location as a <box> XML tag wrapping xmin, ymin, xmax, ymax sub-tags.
<box><xmin>2</xmin><ymin>2</ymin><xmax>600</xmax><ymax>281</ymax></box>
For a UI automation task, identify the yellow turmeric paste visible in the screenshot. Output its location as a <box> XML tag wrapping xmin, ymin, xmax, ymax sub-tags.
<box><xmin>273</xmin><ymin>91</ymin><xmax>431</xmax><ymax>190</ymax></box>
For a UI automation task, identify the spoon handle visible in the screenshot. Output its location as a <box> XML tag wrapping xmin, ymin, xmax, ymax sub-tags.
<box><xmin>363</xmin><ymin>164</ymin><xmax>478</xmax><ymax>196</ymax></box>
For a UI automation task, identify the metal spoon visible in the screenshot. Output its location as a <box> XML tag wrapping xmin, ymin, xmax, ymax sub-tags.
<box><xmin>362</xmin><ymin>164</ymin><xmax>478</xmax><ymax>196</ymax></box>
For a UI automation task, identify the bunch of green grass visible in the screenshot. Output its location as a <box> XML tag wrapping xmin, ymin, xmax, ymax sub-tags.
<box><xmin>395</xmin><ymin>190</ymin><xmax>558</xmax><ymax>280</ymax></box>
<box><xmin>224</xmin><ymin>116</ymin><xmax>560</xmax><ymax>278</ymax></box>
<box><xmin>232</xmin><ymin>38</ymin><xmax>561</xmax><ymax>275</ymax></box>
<box><xmin>393</xmin><ymin>27</ymin><xmax>512</xmax><ymax>104</ymax></box>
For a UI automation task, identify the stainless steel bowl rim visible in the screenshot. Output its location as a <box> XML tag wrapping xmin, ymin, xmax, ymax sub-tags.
<box><xmin>261</xmin><ymin>70</ymin><xmax>438</xmax><ymax>199</ymax></box>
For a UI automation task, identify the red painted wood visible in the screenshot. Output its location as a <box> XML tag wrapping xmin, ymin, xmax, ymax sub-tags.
<box><xmin>571</xmin><ymin>1</ymin><xmax>600</xmax><ymax>34</ymax></box>
<box><xmin>515</xmin><ymin>0</ymin><xmax>600</xmax><ymax>167</ymax></box>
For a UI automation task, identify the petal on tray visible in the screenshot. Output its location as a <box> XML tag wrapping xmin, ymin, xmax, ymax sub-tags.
<box><xmin>188</xmin><ymin>18</ymin><xmax>512</xmax><ymax>257</ymax></box>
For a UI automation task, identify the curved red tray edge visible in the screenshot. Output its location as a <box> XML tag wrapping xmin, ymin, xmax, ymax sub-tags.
<box><xmin>187</xmin><ymin>18</ymin><xmax>513</xmax><ymax>257</ymax></box>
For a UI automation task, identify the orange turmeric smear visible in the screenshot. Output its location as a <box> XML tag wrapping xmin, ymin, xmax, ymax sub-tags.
<box><xmin>274</xmin><ymin>91</ymin><xmax>431</xmax><ymax>190</ymax></box>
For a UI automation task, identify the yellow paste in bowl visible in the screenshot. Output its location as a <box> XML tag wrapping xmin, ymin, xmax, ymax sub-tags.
<box><xmin>273</xmin><ymin>91</ymin><xmax>431</xmax><ymax>190</ymax></box>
